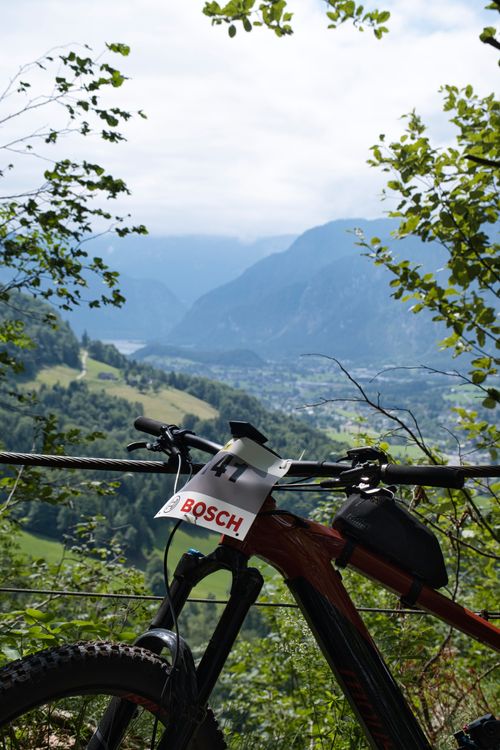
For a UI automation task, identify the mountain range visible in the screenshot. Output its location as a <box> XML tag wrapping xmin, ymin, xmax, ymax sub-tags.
<box><xmin>165</xmin><ymin>218</ymin><xmax>449</xmax><ymax>364</ymax></box>
<box><xmin>63</xmin><ymin>217</ymin><xmax>456</xmax><ymax>365</ymax></box>
<box><xmin>63</xmin><ymin>233</ymin><xmax>294</xmax><ymax>340</ymax></box>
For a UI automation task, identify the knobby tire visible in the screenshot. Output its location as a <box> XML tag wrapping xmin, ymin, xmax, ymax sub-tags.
<box><xmin>0</xmin><ymin>640</ymin><xmax>226</xmax><ymax>749</ymax></box>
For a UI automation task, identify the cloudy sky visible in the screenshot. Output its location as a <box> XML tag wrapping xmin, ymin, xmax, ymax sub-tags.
<box><xmin>1</xmin><ymin>0</ymin><xmax>497</xmax><ymax>238</ymax></box>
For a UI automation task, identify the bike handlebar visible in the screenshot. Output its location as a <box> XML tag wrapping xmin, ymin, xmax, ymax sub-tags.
<box><xmin>134</xmin><ymin>416</ymin><xmax>169</xmax><ymax>438</ymax></box>
<box><xmin>133</xmin><ymin>416</ymin><xmax>500</xmax><ymax>489</ymax></box>
<box><xmin>379</xmin><ymin>463</ymin><xmax>465</xmax><ymax>489</ymax></box>
<box><xmin>134</xmin><ymin>416</ymin><xmax>221</xmax><ymax>455</ymax></box>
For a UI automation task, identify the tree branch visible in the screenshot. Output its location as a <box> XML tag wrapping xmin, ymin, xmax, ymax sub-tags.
<box><xmin>304</xmin><ymin>355</ymin><xmax>437</xmax><ymax>461</ymax></box>
<box><xmin>481</xmin><ymin>36</ymin><xmax>500</xmax><ymax>52</ymax></box>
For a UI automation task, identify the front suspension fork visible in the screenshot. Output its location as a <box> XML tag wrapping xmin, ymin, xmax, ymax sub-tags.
<box><xmin>87</xmin><ymin>544</ymin><xmax>263</xmax><ymax>750</ymax></box>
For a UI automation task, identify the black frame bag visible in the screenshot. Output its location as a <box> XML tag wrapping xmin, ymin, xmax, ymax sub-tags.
<box><xmin>332</xmin><ymin>490</ymin><xmax>448</xmax><ymax>589</ymax></box>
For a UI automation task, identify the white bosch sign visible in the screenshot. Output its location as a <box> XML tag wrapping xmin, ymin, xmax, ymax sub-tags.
<box><xmin>161</xmin><ymin>491</ymin><xmax>252</xmax><ymax>537</ymax></box>
<box><xmin>155</xmin><ymin>437</ymin><xmax>290</xmax><ymax>539</ymax></box>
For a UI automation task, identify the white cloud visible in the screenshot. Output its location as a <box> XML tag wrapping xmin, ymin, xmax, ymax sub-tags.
<box><xmin>0</xmin><ymin>0</ymin><xmax>497</xmax><ymax>237</ymax></box>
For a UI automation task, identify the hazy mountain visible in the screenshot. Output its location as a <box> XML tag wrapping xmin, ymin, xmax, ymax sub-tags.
<box><xmin>64</xmin><ymin>274</ymin><xmax>186</xmax><ymax>341</ymax></box>
<box><xmin>166</xmin><ymin>218</ymin><xmax>450</xmax><ymax>364</ymax></box>
<box><xmin>62</xmin><ymin>233</ymin><xmax>294</xmax><ymax>341</ymax></box>
<box><xmin>88</xmin><ymin>233</ymin><xmax>296</xmax><ymax>306</ymax></box>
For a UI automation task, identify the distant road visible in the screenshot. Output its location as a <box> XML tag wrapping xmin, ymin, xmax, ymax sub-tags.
<box><xmin>76</xmin><ymin>349</ymin><xmax>88</xmax><ymax>381</ymax></box>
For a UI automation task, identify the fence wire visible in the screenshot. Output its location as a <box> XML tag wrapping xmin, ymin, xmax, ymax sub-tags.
<box><xmin>1</xmin><ymin>586</ymin><xmax>499</xmax><ymax>619</ymax></box>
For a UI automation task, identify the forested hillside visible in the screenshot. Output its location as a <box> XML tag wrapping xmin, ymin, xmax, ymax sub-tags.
<box><xmin>0</xmin><ymin>295</ymin><xmax>341</xmax><ymax>564</ymax></box>
<box><xmin>166</xmin><ymin>218</ymin><xmax>450</xmax><ymax>363</ymax></box>
<box><xmin>0</xmin><ymin>293</ymin><xmax>80</xmax><ymax>377</ymax></box>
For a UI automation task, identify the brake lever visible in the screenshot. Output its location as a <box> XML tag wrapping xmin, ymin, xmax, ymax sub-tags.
<box><xmin>126</xmin><ymin>441</ymin><xmax>150</xmax><ymax>453</ymax></box>
<box><xmin>157</xmin><ymin>426</ymin><xmax>195</xmax><ymax>462</ymax></box>
<box><xmin>338</xmin><ymin>463</ymin><xmax>381</xmax><ymax>486</ymax></box>
<box><xmin>126</xmin><ymin>439</ymin><xmax>168</xmax><ymax>454</ymax></box>
<box><xmin>127</xmin><ymin>426</ymin><xmax>195</xmax><ymax>462</ymax></box>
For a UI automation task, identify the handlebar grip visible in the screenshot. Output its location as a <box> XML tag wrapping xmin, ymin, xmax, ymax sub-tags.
<box><xmin>380</xmin><ymin>463</ymin><xmax>465</xmax><ymax>489</ymax></box>
<box><xmin>134</xmin><ymin>416</ymin><xmax>222</xmax><ymax>456</ymax></box>
<box><xmin>134</xmin><ymin>416</ymin><xmax>167</xmax><ymax>437</ymax></box>
<box><xmin>461</xmin><ymin>465</ymin><xmax>500</xmax><ymax>478</ymax></box>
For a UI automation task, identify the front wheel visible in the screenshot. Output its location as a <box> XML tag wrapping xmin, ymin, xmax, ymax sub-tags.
<box><xmin>0</xmin><ymin>640</ymin><xmax>226</xmax><ymax>749</ymax></box>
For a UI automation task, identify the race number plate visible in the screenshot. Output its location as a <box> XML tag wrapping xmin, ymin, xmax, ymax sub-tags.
<box><xmin>155</xmin><ymin>437</ymin><xmax>290</xmax><ymax>539</ymax></box>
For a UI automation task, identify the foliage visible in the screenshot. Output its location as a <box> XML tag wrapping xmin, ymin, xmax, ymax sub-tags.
<box><xmin>0</xmin><ymin>515</ymin><xmax>152</xmax><ymax>665</ymax></box>
<box><xmin>218</xmin><ymin>580</ymin><xmax>366</xmax><ymax>749</ymax></box>
<box><xmin>0</xmin><ymin>379</ymin><xmax>157</xmax><ymax>559</ymax></box>
<box><xmin>0</xmin><ymin>43</ymin><xmax>147</xmax><ymax>377</ymax></box>
<box><xmin>0</xmin><ymin>398</ymin><xmax>121</xmax><ymax>556</ymax></box>
<box><xmin>202</xmin><ymin>0</ymin><xmax>390</xmax><ymax>39</ymax></box>
<box><xmin>1</xmin><ymin>12</ymin><xmax>498</xmax><ymax>747</ymax></box>
<box><xmin>361</xmin><ymin>84</ymin><xmax>499</xmax><ymax>408</ymax></box>
<box><xmin>352</xmin><ymin>8</ymin><xmax>500</xmax><ymax>624</ymax></box>
<box><xmin>0</xmin><ymin>44</ymin><xmax>154</xmax><ymax>719</ymax></box>
<box><xmin>217</xmin><ymin>570</ymin><xmax>498</xmax><ymax>749</ymax></box>
<box><xmin>0</xmin><ymin>293</ymin><xmax>80</xmax><ymax>377</ymax></box>
<box><xmin>301</xmin><ymin>354</ymin><xmax>500</xmax><ymax>747</ymax></box>
<box><xmin>86</xmin><ymin>337</ymin><xmax>129</xmax><ymax>369</ymax></box>
<box><xmin>197</xmin><ymin>5</ymin><xmax>500</xmax><ymax>745</ymax></box>
<box><xmin>0</xmin><ymin>39</ymin><xmax>148</xmax><ymax>595</ymax></box>
<box><xmin>480</xmin><ymin>2</ymin><xmax>500</xmax><ymax>55</ymax></box>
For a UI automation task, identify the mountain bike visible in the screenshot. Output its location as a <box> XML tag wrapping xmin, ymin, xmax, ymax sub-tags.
<box><xmin>0</xmin><ymin>417</ymin><xmax>499</xmax><ymax>749</ymax></box>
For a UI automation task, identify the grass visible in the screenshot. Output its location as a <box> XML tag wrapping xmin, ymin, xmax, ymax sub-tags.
<box><xmin>19</xmin><ymin>355</ymin><xmax>226</xmax><ymax>597</ymax></box>
<box><xmin>33</xmin><ymin>365</ymin><xmax>81</xmax><ymax>388</ymax></box>
<box><xmin>16</xmin><ymin>528</ymin><xmax>254</xmax><ymax>598</ymax></box>
<box><xmin>156</xmin><ymin>525</ymin><xmax>234</xmax><ymax>597</ymax></box>
<box><xmin>388</xmin><ymin>442</ymin><xmax>427</xmax><ymax>460</ymax></box>
<box><xmin>84</xmin><ymin>356</ymin><xmax>119</xmax><ymax>380</ymax></box>
<box><xmin>17</xmin><ymin>526</ymin><xmax>274</xmax><ymax>599</ymax></box>
<box><xmin>17</xmin><ymin>530</ymin><xmax>68</xmax><ymax>565</ymax></box>
<box><xmin>30</xmin><ymin>354</ymin><xmax>218</xmax><ymax>423</ymax></box>
<box><xmin>325</xmin><ymin>428</ymin><xmax>360</xmax><ymax>445</ymax></box>
<box><xmin>87</xmin><ymin>377</ymin><xmax>217</xmax><ymax>423</ymax></box>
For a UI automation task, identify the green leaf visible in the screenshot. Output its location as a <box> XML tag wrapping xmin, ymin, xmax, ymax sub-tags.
<box><xmin>439</xmin><ymin>211</ymin><xmax>456</xmax><ymax>228</ymax></box>
<box><xmin>471</xmin><ymin>371</ymin><xmax>486</xmax><ymax>384</ymax></box>
<box><xmin>228</xmin><ymin>23</ymin><xmax>237</xmax><ymax>37</ymax></box>
<box><xmin>106</xmin><ymin>42</ymin><xmax>131</xmax><ymax>56</ymax></box>
<box><xmin>25</xmin><ymin>608</ymin><xmax>52</xmax><ymax>622</ymax></box>
<box><xmin>479</xmin><ymin>26</ymin><xmax>496</xmax><ymax>43</ymax></box>
<box><xmin>482</xmin><ymin>397</ymin><xmax>497</xmax><ymax>409</ymax></box>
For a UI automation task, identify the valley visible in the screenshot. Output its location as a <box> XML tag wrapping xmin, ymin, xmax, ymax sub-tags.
<box><xmin>132</xmin><ymin>345</ymin><xmax>487</xmax><ymax>461</ymax></box>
